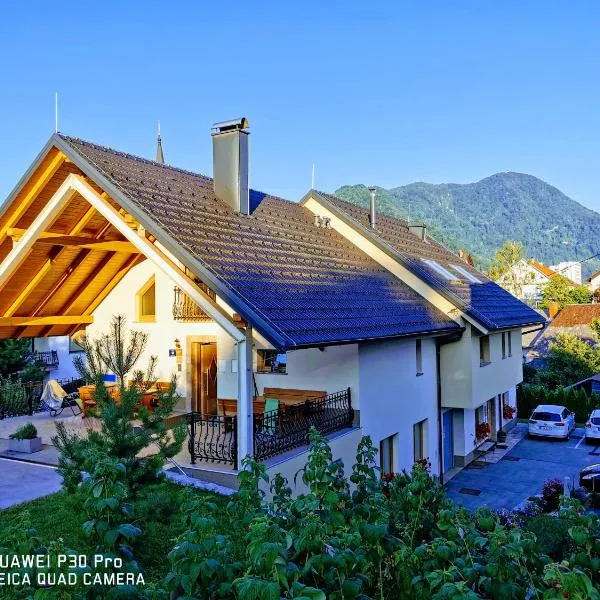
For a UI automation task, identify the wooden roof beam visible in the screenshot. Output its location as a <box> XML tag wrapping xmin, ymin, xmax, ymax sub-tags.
<box><xmin>0</xmin><ymin>151</ymin><xmax>66</xmax><ymax>246</ymax></box>
<box><xmin>0</xmin><ymin>315</ymin><xmax>93</xmax><ymax>327</ymax></box>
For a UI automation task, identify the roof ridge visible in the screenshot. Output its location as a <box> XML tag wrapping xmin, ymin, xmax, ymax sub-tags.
<box><xmin>58</xmin><ymin>133</ymin><xmax>295</xmax><ymax>206</ymax></box>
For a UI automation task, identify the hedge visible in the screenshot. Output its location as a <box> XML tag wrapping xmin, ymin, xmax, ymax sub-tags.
<box><xmin>517</xmin><ymin>384</ymin><xmax>600</xmax><ymax>424</ymax></box>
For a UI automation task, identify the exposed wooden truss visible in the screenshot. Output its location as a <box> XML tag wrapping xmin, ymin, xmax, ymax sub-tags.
<box><xmin>0</xmin><ymin>152</ymin><xmax>240</xmax><ymax>342</ymax></box>
<box><xmin>0</xmin><ymin>315</ymin><xmax>93</xmax><ymax>327</ymax></box>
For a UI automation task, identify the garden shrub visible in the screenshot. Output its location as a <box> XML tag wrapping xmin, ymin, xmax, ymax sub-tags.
<box><xmin>541</xmin><ymin>478</ymin><xmax>564</xmax><ymax>512</ymax></box>
<box><xmin>525</xmin><ymin>513</ymin><xmax>572</xmax><ymax>559</ymax></box>
<box><xmin>9</xmin><ymin>422</ymin><xmax>37</xmax><ymax>440</ymax></box>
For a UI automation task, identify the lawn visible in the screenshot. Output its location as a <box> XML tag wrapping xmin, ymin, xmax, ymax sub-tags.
<box><xmin>0</xmin><ymin>480</ymin><xmax>235</xmax><ymax>591</ymax></box>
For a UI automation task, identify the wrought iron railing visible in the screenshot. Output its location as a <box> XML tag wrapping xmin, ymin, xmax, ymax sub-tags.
<box><xmin>254</xmin><ymin>388</ymin><xmax>353</xmax><ymax>462</ymax></box>
<box><xmin>172</xmin><ymin>286</ymin><xmax>212</xmax><ymax>321</ymax></box>
<box><xmin>186</xmin><ymin>412</ymin><xmax>237</xmax><ymax>465</ymax></box>
<box><xmin>33</xmin><ymin>350</ymin><xmax>59</xmax><ymax>369</ymax></box>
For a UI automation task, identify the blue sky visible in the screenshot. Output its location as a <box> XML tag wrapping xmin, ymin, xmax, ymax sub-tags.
<box><xmin>2</xmin><ymin>1</ymin><xmax>600</xmax><ymax>209</ymax></box>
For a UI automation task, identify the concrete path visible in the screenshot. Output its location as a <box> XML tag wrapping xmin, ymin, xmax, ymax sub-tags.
<box><xmin>0</xmin><ymin>457</ymin><xmax>62</xmax><ymax>509</ymax></box>
<box><xmin>446</xmin><ymin>426</ymin><xmax>600</xmax><ymax>511</ymax></box>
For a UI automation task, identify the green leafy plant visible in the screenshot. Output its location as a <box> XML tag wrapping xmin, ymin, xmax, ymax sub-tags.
<box><xmin>9</xmin><ymin>422</ymin><xmax>37</xmax><ymax>440</ymax></box>
<box><xmin>53</xmin><ymin>315</ymin><xmax>186</xmax><ymax>495</ymax></box>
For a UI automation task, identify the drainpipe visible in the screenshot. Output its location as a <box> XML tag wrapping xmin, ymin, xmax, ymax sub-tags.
<box><xmin>236</xmin><ymin>326</ymin><xmax>254</xmax><ymax>469</ymax></box>
<box><xmin>436</xmin><ymin>340</ymin><xmax>444</xmax><ymax>485</ymax></box>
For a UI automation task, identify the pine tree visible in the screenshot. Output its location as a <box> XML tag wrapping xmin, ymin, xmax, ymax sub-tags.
<box><xmin>53</xmin><ymin>315</ymin><xmax>186</xmax><ymax>495</ymax></box>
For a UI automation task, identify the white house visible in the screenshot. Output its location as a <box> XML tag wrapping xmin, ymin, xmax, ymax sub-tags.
<box><xmin>495</xmin><ymin>259</ymin><xmax>557</xmax><ymax>304</ymax></box>
<box><xmin>550</xmin><ymin>261</ymin><xmax>582</xmax><ymax>285</ymax></box>
<box><xmin>0</xmin><ymin>120</ymin><xmax>545</xmax><ymax>489</ymax></box>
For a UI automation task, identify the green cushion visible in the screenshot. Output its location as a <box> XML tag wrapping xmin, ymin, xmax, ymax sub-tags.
<box><xmin>264</xmin><ymin>398</ymin><xmax>279</xmax><ymax>413</ymax></box>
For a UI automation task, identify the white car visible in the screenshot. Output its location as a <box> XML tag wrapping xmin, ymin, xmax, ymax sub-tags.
<box><xmin>584</xmin><ymin>409</ymin><xmax>600</xmax><ymax>443</ymax></box>
<box><xmin>528</xmin><ymin>404</ymin><xmax>575</xmax><ymax>439</ymax></box>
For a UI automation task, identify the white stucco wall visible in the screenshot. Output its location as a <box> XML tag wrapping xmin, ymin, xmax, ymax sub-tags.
<box><xmin>440</xmin><ymin>326</ymin><xmax>523</xmax><ymax>410</ymax></box>
<box><xmin>471</xmin><ymin>330</ymin><xmax>522</xmax><ymax>407</ymax></box>
<box><xmin>33</xmin><ymin>336</ymin><xmax>81</xmax><ymax>382</ymax></box>
<box><xmin>88</xmin><ymin>261</ymin><xmax>361</xmax><ymax>410</ymax></box>
<box><xmin>255</xmin><ymin>344</ymin><xmax>360</xmax><ymax>407</ymax></box>
<box><xmin>358</xmin><ymin>337</ymin><xmax>440</xmax><ymax>475</ymax></box>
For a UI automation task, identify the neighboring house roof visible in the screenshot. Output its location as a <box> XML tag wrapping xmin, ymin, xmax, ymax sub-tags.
<box><xmin>530</xmin><ymin>260</ymin><xmax>557</xmax><ymax>279</ymax></box>
<box><xmin>51</xmin><ymin>135</ymin><xmax>461</xmax><ymax>348</ymax></box>
<box><xmin>589</xmin><ymin>270</ymin><xmax>600</xmax><ymax>282</ymax></box>
<box><xmin>529</xmin><ymin>304</ymin><xmax>600</xmax><ymax>357</ymax></box>
<box><xmin>305</xmin><ymin>191</ymin><xmax>546</xmax><ymax>331</ymax></box>
<box><xmin>550</xmin><ymin>304</ymin><xmax>600</xmax><ymax>328</ymax></box>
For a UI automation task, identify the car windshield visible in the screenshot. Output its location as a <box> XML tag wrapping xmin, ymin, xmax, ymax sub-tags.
<box><xmin>591</xmin><ymin>417</ymin><xmax>600</xmax><ymax>426</ymax></box>
<box><xmin>532</xmin><ymin>412</ymin><xmax>561</xmax><ymax>422</ymax></box>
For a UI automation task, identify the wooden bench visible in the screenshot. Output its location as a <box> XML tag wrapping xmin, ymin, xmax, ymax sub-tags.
<box><xmin>473</xmin><ymin>439</ymin><xmax>496</xmax><ymax>463</ymax></box>
<box><xmin>263</xmin><ymin>388</ymin><xmax>326</xmax><ymax>406</ymax></box>
<box><xmin>219</xmin><ymin>397</ymin><xmax>266</xmax><ymax>418</ymax></box>
<box><xmin>218</xmin><ymin>389</ymin><xmax>326</xmax><ymax>419</ymax></box>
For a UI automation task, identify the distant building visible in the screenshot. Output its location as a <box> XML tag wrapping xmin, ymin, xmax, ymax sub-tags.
<box><xmin>526</xmin><ymin>303</ymin><xmax>600</xmax><ymax>362</ymax></box>
<box><xmin>589</xmin><ymin>270</ymin><xmax>600</xmax><ymax>293</ymax></box>
<box><xmin>550</xmin><ymin>261</ymin><xmax>582</xmax><ymax>285</ymax></box>
<box><xmin>496</xmin><ymin>259</ymin><xmax>557</xmax><ymax>304</ymax></box>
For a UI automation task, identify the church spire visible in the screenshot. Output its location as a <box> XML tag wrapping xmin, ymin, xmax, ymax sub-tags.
<box><xmin>156</xmin><ymin>121</ymin><xmax>165</xmax><ymax>164</ymax></box>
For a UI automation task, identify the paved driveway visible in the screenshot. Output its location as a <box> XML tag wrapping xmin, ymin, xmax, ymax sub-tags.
<box><xmin>0</xmin><ymin>458</ymin><xmax>62</xmax><ymax>509</ymax></box>
<box><xmin>446</xmin><ymin>427</ymin><xmax>600</xmax><ymax>511</ymax></box>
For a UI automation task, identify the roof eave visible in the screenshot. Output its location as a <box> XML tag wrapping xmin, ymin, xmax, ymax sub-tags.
<box><xmin>284</xmin><ymin>324</ymin><xmax>465</xmax><ymax>351</ymax></box>
<box><xmin>0</xmin><ymin>134</ymin><xmax>58</xmax><ymax>222</ymax></box>
<box><xmin>303</xmin><ymin>190</ymin><xmax>549</xmax><ymax>332</ymax></box>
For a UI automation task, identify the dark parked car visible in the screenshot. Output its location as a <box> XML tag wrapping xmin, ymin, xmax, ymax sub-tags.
<box><xmin>580</xmin><ymin>464</ymin><xmax>600</xmax><ymax>492</ymax></box>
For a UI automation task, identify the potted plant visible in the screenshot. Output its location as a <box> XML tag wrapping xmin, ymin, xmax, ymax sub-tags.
<box><xmin>8</xmin><ymin>423</ymin><xmax>42</xmax><ymax>453</ymax></box>
<box><xmin>475</xmin><ymin>421</ymin><xmax>491</xmax><ymax>443</ymax></box>
<box><xmin>503</xmin><ymin>403</ymin><xmax>516</xmax><ymax>420</ymax></box>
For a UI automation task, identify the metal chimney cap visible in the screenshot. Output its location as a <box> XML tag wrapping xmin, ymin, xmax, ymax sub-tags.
<box><xmin>211</xmin><ymin>117</ymin><xmax>249</xmax><ymax>134</ymax></box>
<box><xmin>368</xmin><ymin>186</ymin><xmax>377</xmax><ymax>193</ymax></box>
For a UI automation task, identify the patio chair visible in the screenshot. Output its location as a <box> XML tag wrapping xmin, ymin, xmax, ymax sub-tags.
<box><xmin>41</xmin><ymin>380</ymin><xmax>82</xmax><ymax>417</ymax></box>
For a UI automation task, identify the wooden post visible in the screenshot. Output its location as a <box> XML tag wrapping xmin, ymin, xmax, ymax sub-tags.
<box><xmin>237</xmin><ymin>326</ymin><xmax>254</xmax><ymax>469</ymax></box>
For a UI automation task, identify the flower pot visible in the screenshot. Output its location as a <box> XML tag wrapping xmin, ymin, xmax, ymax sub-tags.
<box><xmin>497</xmin><ymin>431</ymin><xmax>507</xmax><ymax>443</ymax></box>
<box><xmin>8</xmin><ymin>437</ymin><xmax>42</xmax><ymax>454</ymax></box>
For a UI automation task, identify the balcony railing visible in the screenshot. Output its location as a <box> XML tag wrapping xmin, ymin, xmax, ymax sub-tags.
<box><xmin>184</xmin><ymin>388</ymin><xmax>354</xmax><ymax>467</ymax></box>
<box><xmin>186</xmin><ymin>413</ymin><xmax>237</xmax><ymax>465</ymax></box>
<box><xmin>254</xmin><ymin>388</ymin><xmax>353</xmax><ymax>462</ymax></box>
<box><xmin>172</xmin><ymin>286</ymin><xmax>212</xmax><ymax>322</ymax></box>
<box><xmin>33</xmin><ymin>350</ymin><xmax>59</xmax><ymax>369</ymax></box>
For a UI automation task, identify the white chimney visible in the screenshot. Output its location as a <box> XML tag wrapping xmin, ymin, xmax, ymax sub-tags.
<box><xmin>368</xmin><ymin>187</ymin><xmax>377</xmax><ymax>229</ymax></box>
<box><xmin>211</xmin><ymin>118</ymin><xmax>250</xmax><ymax>214</ymax></box>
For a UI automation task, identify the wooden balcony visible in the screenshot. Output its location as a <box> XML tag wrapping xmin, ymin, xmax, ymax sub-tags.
<box><xmin>172</xmin><ymin>286</ymin><xmax>212</xmax><ymax>322</ymax></box>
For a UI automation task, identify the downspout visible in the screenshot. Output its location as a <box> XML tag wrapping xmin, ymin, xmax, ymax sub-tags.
<box><xmin>436</xmin><ymin>340</ymin><xmax>444</xmax><ymax>485</ymax></box>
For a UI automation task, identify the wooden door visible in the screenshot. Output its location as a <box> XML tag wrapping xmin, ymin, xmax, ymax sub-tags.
<box><xmin>201</xmin><ymin>343</ymin><xmax>218</xmax><ymax>415</ymax></box>
<box><xmin>190</xmin><ymin>342</ymin><xmax>218</xmax><ymax>415</ymax></box>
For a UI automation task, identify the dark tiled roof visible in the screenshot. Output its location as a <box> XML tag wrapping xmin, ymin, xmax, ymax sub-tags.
<box><xmin>58</xmin><ymin>135</ymin><xmax>460</xmax><ymax>348</ymax></box>
<box><xmin>551</xmin><ymin>304</ymin><xmax>600</xmax><ymax>328</ymax></box>
<box><xmin>313</xmin><ymin>191</ymin><xmax>546</xmax><ymax>330</ymax></box>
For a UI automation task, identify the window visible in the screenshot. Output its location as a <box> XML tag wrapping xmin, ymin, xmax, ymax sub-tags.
<box><xmin>380</xmin><ymin>434</ymin><xmax>396</xmax><ymax>474</ymax></box>
<box><xmin>413</xmin><ymin>419</ymin><xmax>427</xmax><ymax>463</ymax></box>
<box><xmin>416</xmin><ymin>339</ymin><xmax>423</xmax><ymax>376</ymax></box>
<box><xmin>479</xmin><ymin>335</ymin><xmax>490</xmax><ymax>366</ymax></box>
<box><xmin>136</xmin><ymin>277</ymin><xmax>156</xmax><ymax>322</ymax></box>
<box><xmin>449</xmin><ymin>264</ymin><xmax>482</xmax><ymax>283</ymax></box>
<box><xmin>501</xmin><ymin>332</ymin><xmax>513</xmax><ymax>359</ymax></box>
<box><xmin>422</xmin><ymin>259</ymin><xmax>459</xmax><ymax>281</ymax></box>
<box><xmin>257</xmin><ymin>350</ymin><xmax>287</xmax><ymax>374</ymax></box>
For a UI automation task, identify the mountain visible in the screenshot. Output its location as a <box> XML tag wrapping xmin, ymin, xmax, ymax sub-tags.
<box><xmin>334</xmin><ymin>173</ymin><xmax>600</xmax><ymax>275</ymax></box>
